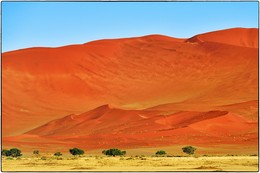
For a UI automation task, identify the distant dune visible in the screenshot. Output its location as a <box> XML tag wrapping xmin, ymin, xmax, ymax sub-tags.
<box><xmin>186</xmin><ymin>28</ymin><xmax>258</xmax><ymax>48</ymax></box>
<box><xmin>2</xmin><ymin>28</ymin><xmax>258</xmax><ymax>151</ymax></box>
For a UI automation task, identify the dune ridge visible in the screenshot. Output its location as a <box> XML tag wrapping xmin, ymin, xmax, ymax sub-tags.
<box><xmin>186</xmin><ymin>28</ymin><xmax>258</xmax><ymax>48</ymax></box>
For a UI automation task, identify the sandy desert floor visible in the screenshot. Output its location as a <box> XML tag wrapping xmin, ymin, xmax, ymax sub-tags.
<box><xmin>2</xmin><ymin>155</ymin><xmax>258</xmax><ymax>171</ymax></box>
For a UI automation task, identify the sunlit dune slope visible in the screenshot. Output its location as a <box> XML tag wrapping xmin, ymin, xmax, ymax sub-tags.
<box><xmin>187</xmin><ymin>28</ymin><xmax>258</xmax><ymax>48</ymax></box>
<box><xmin>2</xmin><ymin>28</ymin><xmax>258</xmax><ymax>138</ymax></box>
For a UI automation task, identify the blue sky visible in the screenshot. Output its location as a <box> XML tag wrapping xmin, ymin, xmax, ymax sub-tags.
<box><xmin>2</xmin><ymin>2</ymin><xmax>258</xmax><ymax>52</ymax></box>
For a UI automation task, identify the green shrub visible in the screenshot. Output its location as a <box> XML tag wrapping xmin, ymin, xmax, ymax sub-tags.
<box><xmin>54</xmin><ymin>152</ymin><xmax>62</xmax><ymax>157</ymax></box>
<box><xmin>102</xmin><ymin>148</ymin><xmax>126</xmax><ymax>156</ymax></box>
<box><xmin>126</xmin><ymin>157</ymin><xmax>134</xmax><ymax>160</ymax></box>
<box><xmin>182</xmin><ymin>146</ymin><xmax>196</xmax><ymax>155</ymax></box>
<box><xmin>69</xmin><ymin>148</ymin><xmax>84</xmax><ymax>156</ymax></box>
<box><xmin>2</xmin><ymin>149</ymin><xmax>11</xmax><ymax>157</ymax></box>
<box><xmin>9</xmin><ymin>148</ymin><xmax>22</xmax><ymax>157</ymax></box>
<box><xmin>33</xmin><ymin>150</ymin><xmax>39</xmax><ymax>155</ymax></box>
<box><xmin>40</xmin><ymin>156</ymin><xmax>47</xmax><ymax>160</ymax></box>
<box><xmin>155</xmin><ymin>150</ymin><xmax>167</xmax><ymax>155</ymax></box>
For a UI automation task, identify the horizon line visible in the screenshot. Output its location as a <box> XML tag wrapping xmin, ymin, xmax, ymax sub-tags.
<box><xmin>2</xmin><ymin>27</ymin><xmax>258</xmax><ymax>53</ymax></box>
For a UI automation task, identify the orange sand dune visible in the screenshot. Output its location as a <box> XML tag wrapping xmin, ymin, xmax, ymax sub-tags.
<box><xmin>187</xmin><ymin>28</ymin><xmax>258</xmax><ymax>48</ymax></box>
<box><xmin>146</xmin><ymin>100</ymin><xmax>258</xmax><ymax>120</ymax></box>
<box><xmin>2</xmin><ymin>27</ymin><xmax>258</xmax><ymax>151</ymax></box>
<box><xmin>3</xmin><ymin>103</ymin><xmax>257</xmax><ymax>150</ymax></box>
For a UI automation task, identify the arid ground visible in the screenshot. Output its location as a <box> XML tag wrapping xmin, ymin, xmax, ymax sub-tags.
<box><xmin>2</xmin><ymin>155</ymin><xmax>258</xmax><ymax>171</ymax></box>
<box><xmin>2</xmin><ymin>145</ymin><xmax>259</xmax><ymax>171</ymax></box>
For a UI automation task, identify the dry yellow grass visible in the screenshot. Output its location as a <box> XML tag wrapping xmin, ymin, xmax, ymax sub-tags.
<box><xmin>2</xmin><ymin>155</ymin><xmax>258</xmax><ymax>171</ymax></box>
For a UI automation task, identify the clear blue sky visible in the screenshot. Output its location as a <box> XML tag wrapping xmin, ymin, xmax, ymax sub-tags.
<box><xmin>2</xmin><ymin>2</ymin><xmax>258</xmax><ymax>52</ymax></box>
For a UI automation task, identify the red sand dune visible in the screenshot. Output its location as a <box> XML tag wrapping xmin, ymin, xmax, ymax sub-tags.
<box><xmin>2</xmin><ymin>28</ymin><xmax>258</xmax><ymax>151</ymax></box>
<box><xmin>3</xmin><ymin>103</ymin><xmax>257</xmax><ymax>150</ymax></box>
<box><xmin>187</xmin><ymin>28</ymin><xmax>258</xmax><ymax>48</ymax></box>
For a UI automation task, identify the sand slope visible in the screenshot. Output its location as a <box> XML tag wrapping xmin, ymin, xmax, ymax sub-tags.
<box><xmin>2</xmin><ymin>28</ymin><xmax>258</xmax><ymax>151</ymax></box>
<box><xmin>3</xmin><ymin>101</ymin><xmax>257</xmax><ymax>150</ymax></box>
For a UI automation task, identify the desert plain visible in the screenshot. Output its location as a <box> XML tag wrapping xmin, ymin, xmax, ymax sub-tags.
<box><xmin>2</xmin><ymin>145</ymin><xmax>259</xmax><ymax>171</ymax></box>
<box><xmin>2</xmin><ymin>155</ymin><xmax>258</xmax><ymax>171</ymax></box>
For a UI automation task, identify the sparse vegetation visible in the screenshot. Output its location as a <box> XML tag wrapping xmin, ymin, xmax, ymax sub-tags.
<box><xmin>54</xmin><ymin>152</ymin><xmax>62</xmax><ymax>157</ymax></box>
<box><xmin>126</xmin><ymin>157</ymin><xmax>134</xmax><ymax>160</ymax></box>
<box><xmin>182</xmin><ymin>146</ymin><xmax>196</xmax><ymax>155</ymax></box>
<box><xmin>2</xmin><ymin>149</ymin><xmax>11</xmax><ymax>157</ymax></box>
<box><xmin>69</xmin><ymin>148</ymin><xmax>84</xmax><ymax>156</ymax></box>
<box><xmin>2</xmin><ymin>148</ymin><xmax>22</xmax><ymax>157</ymax></box>
<box><xmin>40</xmin><ymin>156</ymin><xmax>47</xmax><ymax>160</ymax></box>
<box><xmin>6</xmin><ymin>157</ymin><xmax>14</xmax><ymax>160</ymax></box>
<box><xmin>33</xmin><ymin>150</ymin><xmax>39</xmax><ymax>155</ymax></box>
<box><xmin>155</xmin><ymin>150</ymin><xmax>167</xmax><ymax>155</ymax></box>
<box><xmin>10</xmin><ymin>148</ymin><xmax>22</xmax><ymax>157</ymax></box>
<box><xmin>102</xmin><ymin>148</ymin><xmax>126</xmax><ymax>156</ymax></box>
<box><xmin>2</xmin><ymin>153</ymin><xmax>258</xmax><ymax>171</ymax></box>
<box><xmin>226</xmin><ymin>154</ymin><xmax>236</xmax><ymax>156</ymax></box>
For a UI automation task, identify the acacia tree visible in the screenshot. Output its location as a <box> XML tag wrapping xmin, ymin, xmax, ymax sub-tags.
<box><xmin>9</xmin><ymin>148</ymin><xmax>22</xmax><ymax>157</ymax></box>
<box><xmin>182</xmin><ymin>146</ymin><xmax>196</xmax><ymax>155</ymax></box>
<box><xmin>69</xmin><ymin>148</ymin><xmax>84</xmax><ymax>156</ymax></box>
<box><xmin>102</xmin><ymin>148</ymin><xmax>126</xmax><ymax>156</ymax></box>
<box><xmin>155</xmin><ymin>150</ymin><xmax>167</xmax><ymax>155</ymax></box>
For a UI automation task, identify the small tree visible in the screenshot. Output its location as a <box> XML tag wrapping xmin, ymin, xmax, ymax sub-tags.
<box><xmin>33</xmin><ymin>150</ymin><xmax>39</xmax><ymax>155</ymax></box>
<box><xmin>155</xmin><ymin>150</ymin><xmax>167</xmax><ymax>155</ymax></box>
<box><xmin>54</xmin><ymin>152</ymin><xmax>62</xmax><ymax>157</ymax></box>
<box><xmin>182</xmin><ymin>146</ymin><xmax>196</xmax><ymax>155</ymax></box>
<box><xmin>9</xmin><ymin>148</ymin><xmax>22</xmax><ymax>157</ymax></box>
<box><xmin>69</xmin><ymin>148</ymin><xmax>84</xmax><ymax>156</ymax></box>
<box><xmin>102</xmin><ymin>148</ymin><xmax>126</xmax><ymax>156</ymax></box>
<box><xmin>2</xmin><ymin>149</ymin><xmax>11</xmax><ymax>157</ymax></box>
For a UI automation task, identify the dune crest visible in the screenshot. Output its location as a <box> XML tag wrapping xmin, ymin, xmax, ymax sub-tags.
<box><xmin>186</xmin><ymin>28</ymin><xmax>258</xmax><ymax>48</ymax></box>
